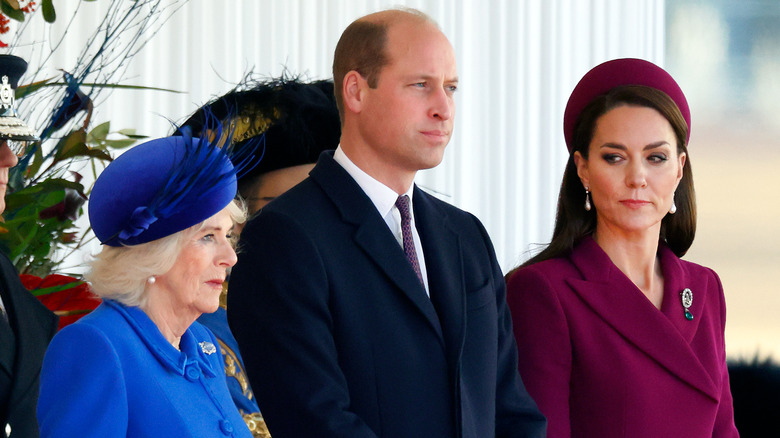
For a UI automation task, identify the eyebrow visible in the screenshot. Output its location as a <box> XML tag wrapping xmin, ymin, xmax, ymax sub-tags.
<box><xmin>201</xmin><ymin>223</ymin><xmax>234</xmax><ymax>233</ymax></box>
<box><xmin>599</xmin><ymin>141</ymin><xmax>671</xmax><ymax>151</ymax></box>
<box><xmin>405</xmin><ymin>74</ymin><xmax>459</xmax><ymax>84</ymax></box>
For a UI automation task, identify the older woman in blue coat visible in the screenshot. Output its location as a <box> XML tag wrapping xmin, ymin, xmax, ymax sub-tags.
<box><xmin>506</xmin><ymin>59</ymin><xmax>739</xmax><ymax>437</ymax></box>
<box><xmin>37</xmin><ymin>131</ymin><xmax>254</xmax><ymax>437</ymax></box>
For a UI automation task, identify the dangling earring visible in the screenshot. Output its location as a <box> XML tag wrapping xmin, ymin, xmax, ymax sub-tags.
<box><xmin>147</xmin><ymin>276</ymin><xmax>156</xmax><ymax>285</ymax></box>
<box><xmin>584</xmin><ymin>187</ymin><xmax>592</xmax><ymax>211</ymax></box>
<box><xmin>669</xmin><ymin>199</ymin><xmax>677</xmax><ymax>214</ymax></box>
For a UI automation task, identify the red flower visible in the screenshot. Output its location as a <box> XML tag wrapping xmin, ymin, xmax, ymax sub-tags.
<box><xmin>21</xmin><ymin>1</ymin><xmax>37</xmax><ymax>14</ymax></box>
<box><xmin>0</xmin><ymin>15</ymin><xmax>9</xmax><ymax>34</ymax></box>
<box><xmin>21</xmin><ymin>274</ymin><xmax>101</xmax><ymax>330</ymax></box>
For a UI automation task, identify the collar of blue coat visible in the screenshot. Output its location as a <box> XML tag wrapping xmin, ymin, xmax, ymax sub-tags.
<box><xmin>103</xmin><ymin>299</ymin><xmax>218</xmax><ymax>378</ymax></box>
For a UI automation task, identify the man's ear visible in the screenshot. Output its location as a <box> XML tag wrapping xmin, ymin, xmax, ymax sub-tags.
<box><xmin>342</xmin><ymin>70</ymin><xmax>366</xmax><ymax>114</ymax></box>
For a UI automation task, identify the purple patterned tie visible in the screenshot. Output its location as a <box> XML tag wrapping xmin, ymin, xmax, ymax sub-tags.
<box><xmin>395</xmin><ymin>195</ymin><xmax>424</xmax><ymax>285</ymax></box>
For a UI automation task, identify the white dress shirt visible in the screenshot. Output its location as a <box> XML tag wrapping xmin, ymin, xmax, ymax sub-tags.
<box><xmin>333</xmin><ymin>147</ymin><xmax>430</xmax><ymax>295</ymax></box>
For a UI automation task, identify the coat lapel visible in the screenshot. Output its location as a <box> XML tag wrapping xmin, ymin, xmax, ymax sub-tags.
<box><xmin>0</xmin><ymin>253</ymin><xmax>58</xmax><ymax>405</ymax></box>
<box><xmin>413</xmin><ymin>187</ymin><xmax>465</xmax><ymax>365</ymax></box>
<box><xmin>0</xmin><ymin>291</ymin><xmax>14</xmax><ymax>376</ymax></box>
<box><xmin>657</xmin><ymin>246</ymin><xmax>708</xmax><ymax>344</ymax></box>
<box><xmin>567</xmin><ymin>237</ymin><xmax>719</xmax><ymax>401</ymax></box>
<box><xmin>309</xmin><ymin>153</ymin><xmax>443</xmax><ymax>341</ymax></box>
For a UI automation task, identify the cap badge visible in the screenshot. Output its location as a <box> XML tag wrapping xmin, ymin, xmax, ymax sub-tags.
<box><xmin>0</xmin><ymin>76</ymin><xmax>13</xmax><ymax>110</ymax></box>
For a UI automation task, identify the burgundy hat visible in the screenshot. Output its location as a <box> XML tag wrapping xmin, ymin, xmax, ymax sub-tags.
<box><xmin>563</xmin><ymin>58</ymin><xmax>690</xmax><ymax>151</ymax></box>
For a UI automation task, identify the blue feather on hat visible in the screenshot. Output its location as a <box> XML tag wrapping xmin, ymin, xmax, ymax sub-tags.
<box><xmin>89</xmin><ymin>114</ymin><xmax>263</xmax><ymax>247</ymax></box>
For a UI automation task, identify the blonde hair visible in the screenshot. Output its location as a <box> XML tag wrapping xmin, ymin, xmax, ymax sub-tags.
<box><xmin>86</xmin><ymin>200</ymin><xmax>246</xmax><ymax>307</ymax></box>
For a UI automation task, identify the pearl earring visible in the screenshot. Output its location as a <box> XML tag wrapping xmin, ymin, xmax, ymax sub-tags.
<box><xmin>669</xmin><ymin>200</ymin><xmax>677</xmax><ymax>214</ymax></box>
<box><xmin>584</xmin><ymin>187</ymin><xmax>591</xmax><ymax>211</ymax></box>
<box><xmin>147</xmin><ymin>276</ymin><xmax>156</xmax><ymax>284</ymax></box>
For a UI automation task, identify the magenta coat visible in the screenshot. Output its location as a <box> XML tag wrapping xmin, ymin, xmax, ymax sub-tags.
<box><xmin>507</xmin><ymin>236</ymin><xmax>739</xmax><ymax>438</ymax></box>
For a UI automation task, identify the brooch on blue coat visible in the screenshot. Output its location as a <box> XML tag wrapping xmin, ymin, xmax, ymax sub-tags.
<box><xmin>199</xmin><ymin>341</ymin><xmax>217</xmax><ymax>355</ymax></box>
<box><xmin>680</xmin><ymin>288</ymin><xmax>693</xmax><ymax>321</ymax></box>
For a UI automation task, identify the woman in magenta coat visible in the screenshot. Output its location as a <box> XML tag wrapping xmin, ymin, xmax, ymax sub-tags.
<box><xmin>506</xmin><ymin>58</ymin><xmax>739</xmax><ymax>437</ymax></box>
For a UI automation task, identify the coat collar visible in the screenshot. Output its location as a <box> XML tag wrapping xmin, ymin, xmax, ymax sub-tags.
<box><xmin>310</xmin><ymin>152</ymin><xmax>465</xmax><ymax>347</ymax></box>
<box><xmin>105</xmin><ymin>300</ymin><xmax>217</xmax><ymax>378</ymax></box>
<box><xmin>567</xmin><ymin>236</ymin><xmax>719</xmax><ymax>401</ymax></box>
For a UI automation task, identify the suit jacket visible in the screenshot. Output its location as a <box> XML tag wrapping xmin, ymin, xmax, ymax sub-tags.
<box><xmin>227</xmin><ymin>151</ymin><xmax>546</xmax><ymax>438</ymax></box>
<box><xmin>506</xmin><ymin>236</ymin><xmax>739</xmax><ymax>438</ymax></box>
<box><xmin>0</xmin><ymin>252</ymin><xmax>57</xmax><ymax>438</ymax></box>
<box><xmin>37</xmin><ymin>300</ymin><xmax>252</xmax><ymax>438</ymax></box>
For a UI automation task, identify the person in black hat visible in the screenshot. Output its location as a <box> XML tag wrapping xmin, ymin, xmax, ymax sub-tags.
<box><xmin>179</xmin><ymin>76</ymin><xmax>341</xmax><ymax>437</ymax></box>
<box><xmin>0</xmin><ymin>54</ymin><xmax>58</xmax><ymax>438</ymax></box>
<box><xmin>181</xmin><ymin>76</ymin><xmax>341</xmax><ymax>221</ymax></box>
<box><xmin>37</xmin><ymin>131</ymin><xmax>254</xmax><ymax>437</ymax></box>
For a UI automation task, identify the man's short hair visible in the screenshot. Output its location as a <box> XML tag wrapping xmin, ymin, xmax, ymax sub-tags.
<box><xmin>331</xmin><ymin>8</ymin><xmax>434</xmax><ymax>124</ymax></box>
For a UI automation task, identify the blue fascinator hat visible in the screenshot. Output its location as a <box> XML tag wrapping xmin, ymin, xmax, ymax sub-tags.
<box><xmin>89</xmin><ymin>125</ymin><xmax>254</xmax><ymax>247</ymax></box>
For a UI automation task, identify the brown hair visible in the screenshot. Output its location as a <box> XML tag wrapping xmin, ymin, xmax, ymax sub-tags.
<box><xmin>511</xmin><ymin>85</ymin><xmax>696</xmax><ymax>274</ymax></box>
<box><xmin>331</xmin><ymin>8</ymin><xmax>434</xmax><ymax>124</ymax></box>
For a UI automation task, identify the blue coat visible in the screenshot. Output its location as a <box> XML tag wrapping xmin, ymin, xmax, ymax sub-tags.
<box><xmin>38</xmin><ymin>300</ymin><xmax>252</xmax><ymax>438</ymax></box>
<box><xmin>227</xmin><ymin>151</ymin><xmax>546</xmax><ymax>438</ymax></box>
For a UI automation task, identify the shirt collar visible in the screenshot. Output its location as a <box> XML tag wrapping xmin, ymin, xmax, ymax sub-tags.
<box><xmin>333</xmin><ymin>146</ymin><xmax>414</xmax><ymax>218</ymax></box>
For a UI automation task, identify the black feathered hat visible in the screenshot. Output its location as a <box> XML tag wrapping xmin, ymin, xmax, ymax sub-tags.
<box><xmin>179</xmin><ymin>77</ymin><xmax>341</xmax><ymax>195</ymax></box>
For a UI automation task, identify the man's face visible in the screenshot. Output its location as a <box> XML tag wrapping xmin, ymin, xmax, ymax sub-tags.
<box><xmin>358</xmin><ymin>20</ymin><xmax>458</xmax><ymax>178</ymax></box>
<box><xmin>0</xmin><ymin>140</ymin><xmax>19</xmax><ymax>215</ymax></box>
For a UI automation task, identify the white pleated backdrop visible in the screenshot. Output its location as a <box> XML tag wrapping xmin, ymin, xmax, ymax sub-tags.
<box><xmin>11</xmin><ymin>0</ymin><xmax>664</xmax><ymax>273</ymax></box>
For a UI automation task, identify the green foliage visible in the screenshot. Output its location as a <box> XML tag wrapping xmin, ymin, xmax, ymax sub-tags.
<box><xmin>1</xmin><ymin>188</ymin><xmax>69</xmax><ymax>273</ymax></box>
<box><xmin>41</xmin><ymin>0</ymin><xmax>54</xmax><ymax>22</ymax></box>
<box><xmin>1</xmin><ymin>0</ymin><xmax>54</xmax><ymax>22</ymax></box>
<box><xmin>2</xmin><ymin>120</ymin><xmax>144</xmax><ymax>275</ymax></box>
<box><xmin>0</xmin><ymin>0</ymin><xmax>26</xmax><ymax>21</ymax></box>
<box><xmin>0</xmin><ymin>0</ymin><xmax>182</xmax><ymax>275</ymax></box>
